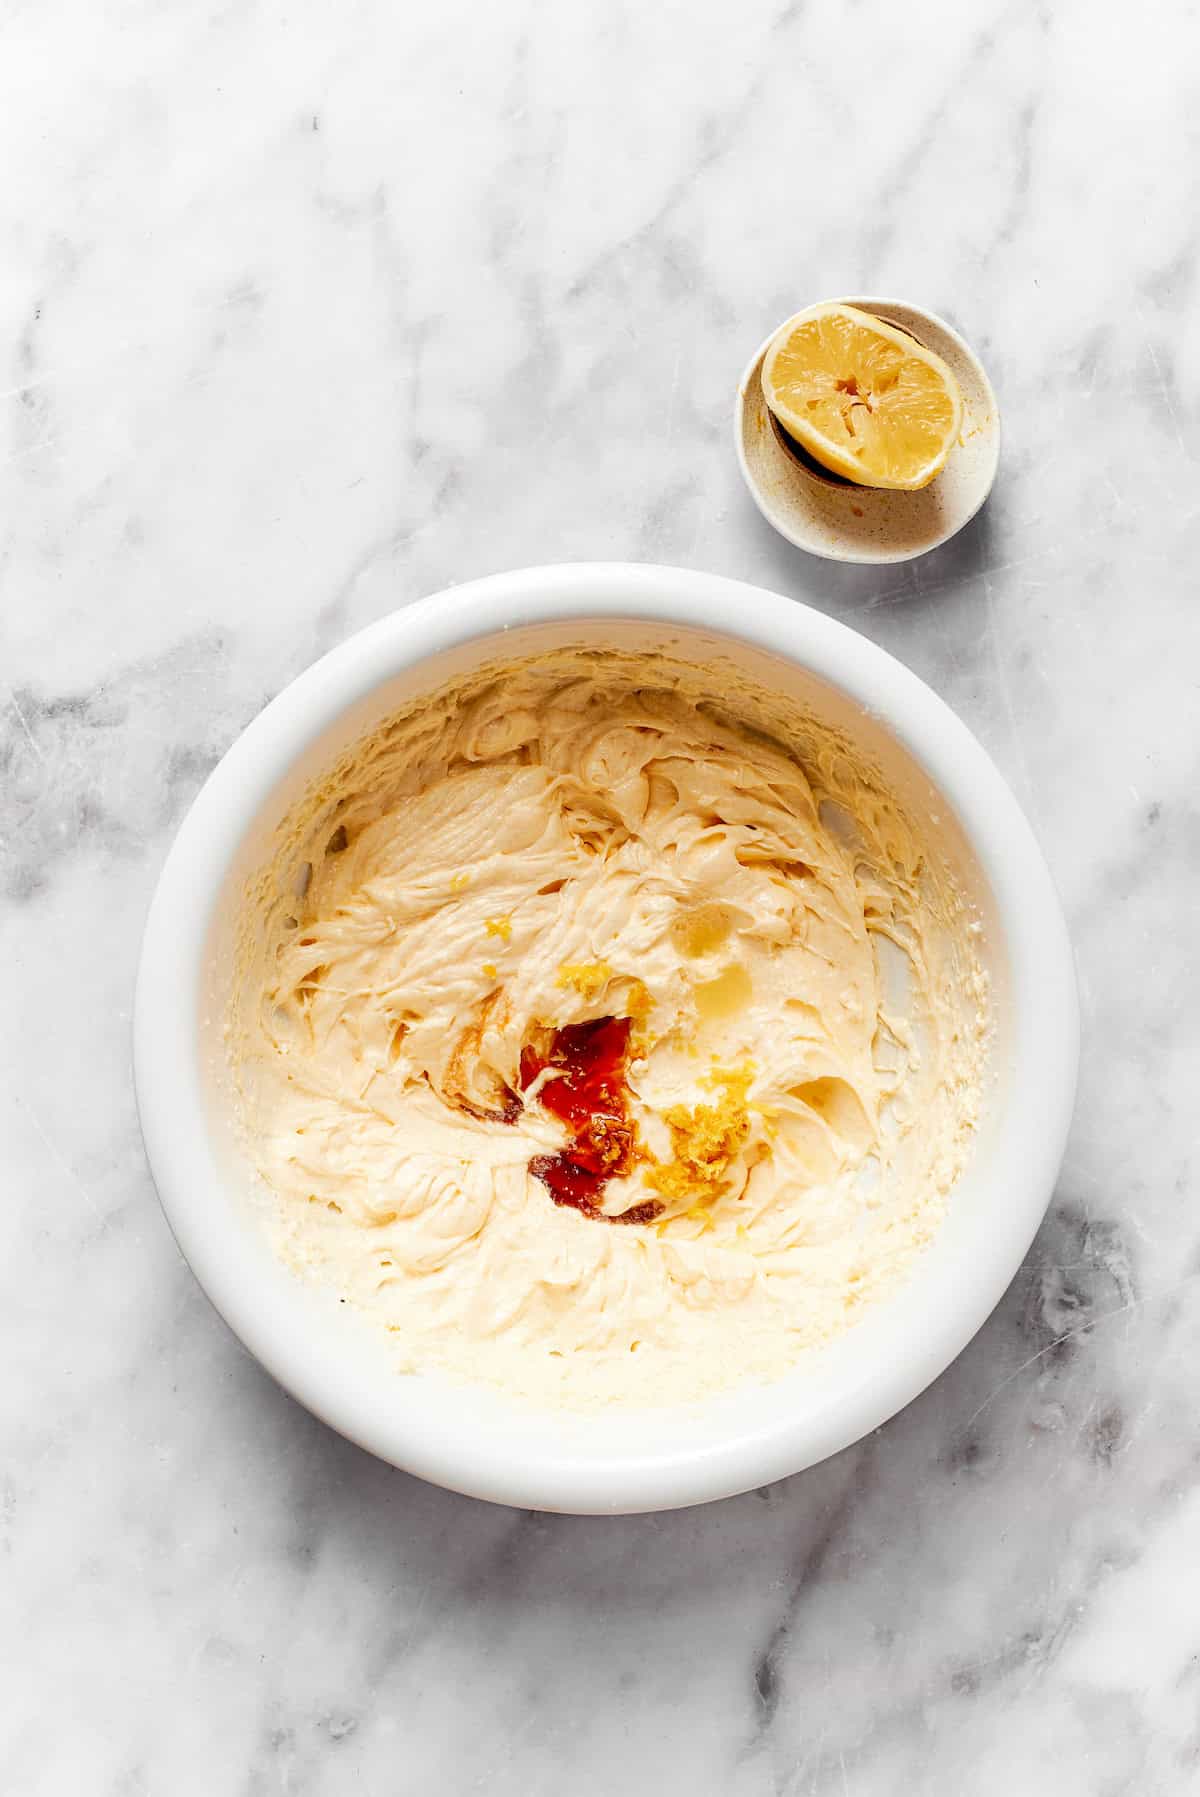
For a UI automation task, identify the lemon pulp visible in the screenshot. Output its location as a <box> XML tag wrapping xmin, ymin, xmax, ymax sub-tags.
<box><xmin>761</xmin><ymin>303</ymin><xmax>963</xmax><ymax>491</ymax></box>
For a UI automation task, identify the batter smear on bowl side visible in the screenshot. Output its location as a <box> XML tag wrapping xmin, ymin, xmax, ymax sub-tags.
<box><xmin>230</xmin><ymin>650</ymin><xmax>989</xmax><ymax>1408</ymax></box>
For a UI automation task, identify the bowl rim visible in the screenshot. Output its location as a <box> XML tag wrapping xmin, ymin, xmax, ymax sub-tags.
<box><xmin>134</xmin><ymin>562</ymin><xmax>1078</xmax><ymax>1513</ymax></box>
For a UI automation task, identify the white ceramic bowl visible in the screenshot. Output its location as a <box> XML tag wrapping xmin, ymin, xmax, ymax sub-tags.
<box><xmin>134</xmin><ymin>563</ymin><xmax>1077</xmax><ymax>1515</ymax></box>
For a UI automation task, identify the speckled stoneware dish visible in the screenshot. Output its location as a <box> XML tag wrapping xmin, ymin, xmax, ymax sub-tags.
<box><xmin>735</xmin><ymin>298</ymin><xmax>1001</xmax><ymax>565</ymax></box>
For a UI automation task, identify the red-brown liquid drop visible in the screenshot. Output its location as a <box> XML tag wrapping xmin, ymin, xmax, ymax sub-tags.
<box><xmin>520</xmin><ymin>1017</ymin><xmax>662</xmax><ymax>1225</ymax></box>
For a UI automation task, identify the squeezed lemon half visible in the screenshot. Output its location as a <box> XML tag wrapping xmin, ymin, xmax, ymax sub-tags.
<box><xmin>761</xmin><ymin>303</ymin><xmax>963</xmax><ymax>491</ymax></box>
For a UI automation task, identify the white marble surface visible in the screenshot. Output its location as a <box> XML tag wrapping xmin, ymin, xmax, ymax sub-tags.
<box><xmin>3</xmin><ymin>0</ymin><xmax>1199</xmax><ymax>1790</ymax></box>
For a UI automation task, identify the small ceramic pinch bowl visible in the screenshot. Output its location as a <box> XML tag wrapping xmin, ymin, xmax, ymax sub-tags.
<box><xmin>735</xmin><ymin>298</ymin><xmax>1001</xmax><ymax>564</ymax></box>
<box><xmin>134</xmin><ymin>563</ymin><xmax>1075</xmax><ymax>1515</ymax></box>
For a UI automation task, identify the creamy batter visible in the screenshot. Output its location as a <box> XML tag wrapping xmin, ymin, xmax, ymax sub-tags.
<box><xmin>231</xmin><ymin>651</ymin><xmax>988</xmax><ymax>1407</ymax></box>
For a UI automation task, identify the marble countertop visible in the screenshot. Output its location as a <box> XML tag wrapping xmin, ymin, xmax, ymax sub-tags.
<box><xmin>4</xmin><ymin>2</ymin><xmax>1198</xmax><ymax>1791</ymax></box>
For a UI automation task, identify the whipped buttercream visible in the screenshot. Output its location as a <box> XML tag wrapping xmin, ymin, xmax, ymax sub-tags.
<box><xmin>230</xmin><ymin>650</ymin><xmax>988</xmax><ymax>1407</ymax></box>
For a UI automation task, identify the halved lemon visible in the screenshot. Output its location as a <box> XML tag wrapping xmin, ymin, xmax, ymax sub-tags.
<box><xmin>761</xmin><ymin>303</ymin><xmax>963</xmax><ymax>491</ymax></box>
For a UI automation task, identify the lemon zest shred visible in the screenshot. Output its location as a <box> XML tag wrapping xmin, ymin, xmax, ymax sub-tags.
<box><xmin>556</xmin><ymin>961</ymin><xmax>612</xmax><ymax>999</ymax></box>
<box><xmin>645</xmin><ymin>1063</ymin><xmax>756</xmax><ymax>1209</ymax></box>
